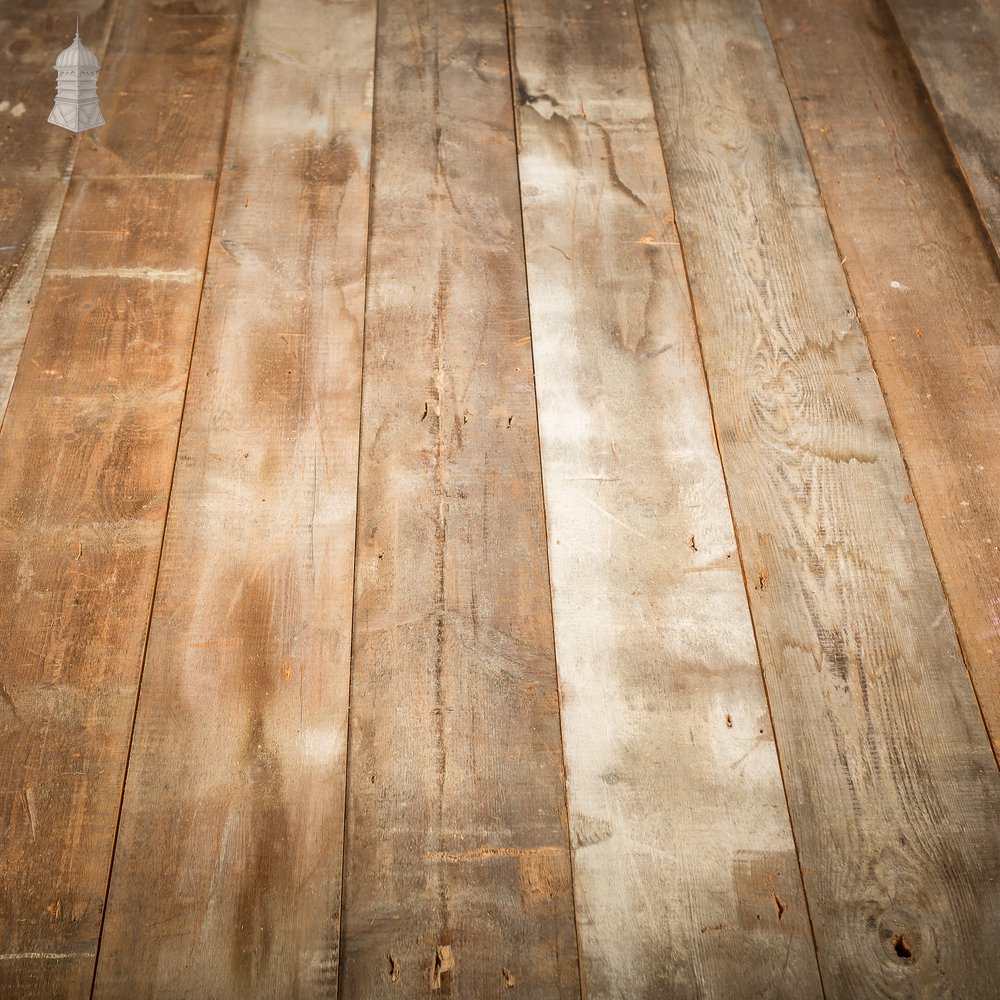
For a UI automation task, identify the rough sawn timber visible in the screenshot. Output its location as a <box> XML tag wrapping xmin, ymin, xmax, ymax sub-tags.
<box><xmin>92</xmin><ymin>0</ymin><xmax>376</xmax><ymax>996</ymax></box>
<box><xmin>0</xmin><ymin>1</ymin><xmax>244</xmax><ymax>997</ymax></box>
<box><xmin>637</xmin><ymin>0</ymin><xmax>1000</xmax><ymax>995</ymax></box>
<box><xmin>337</xmin><ymin>0</ymin><xmax>581</xmax><ymax>995</ymax></box>
<box><xmin>508</xmin><ymin>0</ymin><xmax>823</xmax><ymax>995</ymax></box>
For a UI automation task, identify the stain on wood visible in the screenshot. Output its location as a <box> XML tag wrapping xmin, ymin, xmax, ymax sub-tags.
<box><xmin>337</xmin><ymin>0</ymin><xmax>580</xmax><ymax>996</ymax></box>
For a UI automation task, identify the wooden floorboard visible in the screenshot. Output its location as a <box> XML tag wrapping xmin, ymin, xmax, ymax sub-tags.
<box><xmin>763</xmin><ymin>0</ymin><xmax>1000</xmax><ymax>761</ymax></box>
<box><xmin>90</xmin><ymin>0</ymin><xmax>374</xmax><ymax>996</ymax></box>
<box><xmin>885</xmin><ymin>0</ymin><xmax>1000</xmax><ymax>260</ymax></box>
<box><xmin>2</xmin><ymin>0</ymin><xmax>999</xmax><ymax>995</ymax></box>
<box><xmin>0</xmin><ymin>1</ymin><xmax>118</xmax><ymax>418</ymax></box>
<box><xmin>0</xmin><ymin>3</ymin><xmax>242</xmax><ymax>996</ymax></box>
<box><xmin>508</xmin><ymin>0</ymin><xmax>822</xmax><ymax>995</ymax></box>
<box><xmin>337</xmin><ymin>0</ymin><xmax>580</xmax><ymax>995</ymax></box>
<box><xmin>636</xmin><ymin>0</ymin><xmax>1000</xmax><ymax>995</ymax></box>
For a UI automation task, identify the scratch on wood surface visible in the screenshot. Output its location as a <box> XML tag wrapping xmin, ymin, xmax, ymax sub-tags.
<box><xmin>44</xmin><ymin>267</ymin><xmax>203</xmax><ymax>283</ymax></box>
<box><xmin>427</xmin><ymin>844</ymin><xmax>564</xmax><ymax>863</ymax></box>
<box><xmin>581</xmin><ymin>495</ymin><xmax>669</xmax><ymax>552</ymax></box>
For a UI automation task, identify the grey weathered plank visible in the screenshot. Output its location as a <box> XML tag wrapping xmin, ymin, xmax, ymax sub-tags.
<box><xmin>337</xmin><ymin>0</ymin><xmax>580</xmax><ymax>995</ymax></box>
<box><xmin>508</xmin><ymin>0</ymin><xmax>823</xmax><ymax>995</ymax></box>
<box><xmin>886</xmin><ymin>0</ymin><xmax>1000</xmax><ymax>259</ymax></box>
<box><xmin>637</xmin><ymin>0</ymin><xmax>1000</xmax><ymax>995</ymax></box>
<box><xmin>91</xmin><ymin>0</ymin><xmax>376</xmax><ymax>995</ymax></box>
<box><xmin>0</xmin><ymin>2</ymin><xmax>244</xmax><ymax>997</ymax></box>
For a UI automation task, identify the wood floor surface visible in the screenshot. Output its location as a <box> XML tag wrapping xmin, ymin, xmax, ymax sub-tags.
<box><xmin>1</xmin><ymin>0</ymin><xmax>998</xmax><ymax>996</ymax></box>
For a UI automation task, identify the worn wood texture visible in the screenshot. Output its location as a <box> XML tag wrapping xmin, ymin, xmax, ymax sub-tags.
<box><xmin>764</xmin><ymin>0</ymin><xmax>1000</xmax><ymax>756</ymax></box>
<box><xmin>91</xmin><ymin>0</ymin><xmax>375</xmax><ymax>995</ymax></box>
<box><xmin>885</xmin><ymin>0</ymin><xmax>1000</xmax><ymax>259</ymax></box>
<box><xmin>0</xmin><ymin>2</ymin><xmax>242</xmax><ymax>996</ymax></box>
<box><xmin>508</xmin><ymin>1</ymin><xmax>822</xmax><ymax>996</ymax></box>
<box><xmin>636</xmin><ymin>0</ymin><xmax>1000</xmax><ymax>996</ymax></box>
<box><xmin>0</xmin><ymin>1</ymin><xmax>119</xmax><ymax>417</ymax></box>
<box><xmin>338</xmin><ymin>0</ymin><xmax>580</xmax><ymax>995</ymax></box>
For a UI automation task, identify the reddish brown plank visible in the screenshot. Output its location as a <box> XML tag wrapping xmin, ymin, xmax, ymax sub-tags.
<box><xmin>0</xmin><ymin>3</ymin><xmax>243</xmax><ymax>996</ymax></box>
<box><xmin>91</xmin><ymin>0</ymin><xmax>376</xmax><ymax>994</ymax></box>
<box><xmin>337</xmin><ymin>0</ymin><xmax>581</xmax><ymax>995</ymax></box>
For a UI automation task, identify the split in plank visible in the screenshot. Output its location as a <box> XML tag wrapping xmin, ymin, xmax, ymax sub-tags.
<box><xmin>637</xmin><ymin>0</ymin><xmax>1000</xmax><ymax>995</ymax></box>
<box><xmin>92</xmin><ymin>0</ymin><xmax>376</xmax><ymax>996</ymax></box>
<box><xmin>0</xmin><ymin>3</ymin><xmax>244</xmax><ymax>997</ymax></box>
<box><xmin>508</xmin><ymin>0</ymin><xmax>822</xmax><ymax>995</ymax></box>
<box><xmin>338</xmin><ymin>0</ymin><xmax>580</xmax><ymax>995</ymax></box>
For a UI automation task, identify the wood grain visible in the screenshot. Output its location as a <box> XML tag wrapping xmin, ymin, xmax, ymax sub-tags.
<box><xmin>90</xmin><ymin>0</ymin><xmax>376</xmax><ymax>995</ymax></box>
<box><xmin>0</xmin><ymin>1</ymin><xmax>119</xmax><ymax>417</ymax></box>
<box><xmin>636</xmin><ymin>0</ymin><xmax>1000</xmax><ymax>995</ymax></box>
<box><xmin>508</xmin><ymin>0</ymin><xmax>822</xmax><ymax>995</ymax></box>
<box><xmin>0</xmin><ymin>2</ymin><xmax>243</xmax><ymax>996</ymax></box>
<box><xmin>337</xmin><ymin>0</ymin><xmax>580</xmax><ymax>995</ymax></box>
<box><xmin>885</xmin><ymin>0</ymin><xmax>1000</xmax><ymax>259</ymax></box>
<box><xmin>763</xmin><ymin>0</ymin><xmax>1000</xmax><ymax>764</ymax></box>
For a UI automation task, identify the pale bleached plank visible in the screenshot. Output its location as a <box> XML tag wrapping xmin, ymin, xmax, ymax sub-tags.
<box><xmin>0</xmin><ymin>3</ymin><xmax>244</xmax><ymax>997</ymax></box>
<box><xmin>0</xmin><ymin>2</ymin><xmax>118</xmax><ymax>417</ymax></box>
<box><xmin>508</xmin><ymin>1</ymin><xmax>822</xmax><ymax>995</ymax></box>
<box><xmin>885</xmin><ymin>0</ymin><xmax>1000</xmax><ymax>259</ymax></box>
<box><xmin>337</xmin><ymin>0</ymin><xmax>580</xmax><ymax>995</ymax></box>
<box><xmin>763</xmin><ymin>0</ymin><xmax>1000</xmax><ymax>762</ymax></box>
<box><xmin>637</xmin><ymin>0</ymin><xmax>1000</xmax><ymax>995</ymax></box>
<box><xmin>91</xmin><ymin>0</ymin><xmax>376</xmax><ymax>996</ymax></box>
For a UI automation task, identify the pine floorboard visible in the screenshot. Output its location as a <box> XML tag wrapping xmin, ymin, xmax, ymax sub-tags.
<box><xmin>1</xmin><ymin>0</ymin><xmax>998</xmax><ymax>996</ymax></box>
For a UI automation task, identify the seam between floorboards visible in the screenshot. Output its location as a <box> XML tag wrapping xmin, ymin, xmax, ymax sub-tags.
<box><xmin>631</xmin><ymin>0</ymin><xmax>829</xmax><ymax>994</ymax></box>
<box><xmin>335</xmin><ymin>0</ymin><xmax>381</xmax><ymax>994</ymax></box>
<box><xmin>87</xmin><ymin>5</ymin><xmax>252</xmax><ymax>994</ymax></box>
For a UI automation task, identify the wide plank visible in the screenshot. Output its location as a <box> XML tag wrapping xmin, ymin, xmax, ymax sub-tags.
<box><xmin>0</xmin><ymin>2</ymin><xmax>118</xmax><ymax>416</ymax></box>
<box><xmin>0</xmin><ymin>2</ymin><xmax>243</xmax><ymax>996</ymax></box>
<box><xmin>338</xmin><ymin>0</ymin><xmax>580</xmax><ymax>995</ymax></box>
<box><xmin>91</xmin><ymin>0</ymin><xmax>376</xmax><ymax>995</ymax></box>
<box><xmin>885</xmin><ymin>0</ymin><xmax>1000</xmax><ymax>259</ymax></box>
<box><xmin>508</xmin><ymin>0</ymin><xmax>822</xmax><ymax>995</ymax></box>
<box><xmin>637</xmin><ymin>0</ymin><xmax>1000</xmax><ymax>995</ymax></box>
<box><xmin>763</xmin><ymin>0</ymin><xmax>1000</xmax><ymax>756</ymax></box>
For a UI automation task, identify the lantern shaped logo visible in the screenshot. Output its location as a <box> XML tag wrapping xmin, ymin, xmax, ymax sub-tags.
<box><xmin>48</xmin><ymin>21</ymin><xmax>105</xmax><ymax>133</ymax></box>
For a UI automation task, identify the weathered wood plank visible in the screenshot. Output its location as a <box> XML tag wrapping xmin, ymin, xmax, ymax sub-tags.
<box><xmin>338</xmin><ymin>0</ymin><xmax>580</xmax><ymax>995</ymax></box>
<box><xmin>0</xmin><ymin>3</ymin><xmax>243</xmax><ymax>996</ymax></box>
<box><xmin>90</xmin><ymin>0</ymin><xmax>376</xmax><ymax>995</ymax></box>
<box><xmin>508</xmin><ymin>1</ymin><xmax>822</xmax><ymax>995</ymax></box>
<box><xmin>0</xmin><ymin>1</ymin><xmax>118</xmax><ymax>417</ymax></box>
<box><xmin>637</xmin><ymin>0</ymin><xmax>1000</xmax><ymax>996</ymax></box>
<box><xmin>885</xmin><ymin>0</ymin><xmax>1000</xmax><ymax>259</ymax></box>
<box><xmin>763</xmin><ymin>0</ymin><xmax>1000</xmax><ymax>762</ymax></box>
